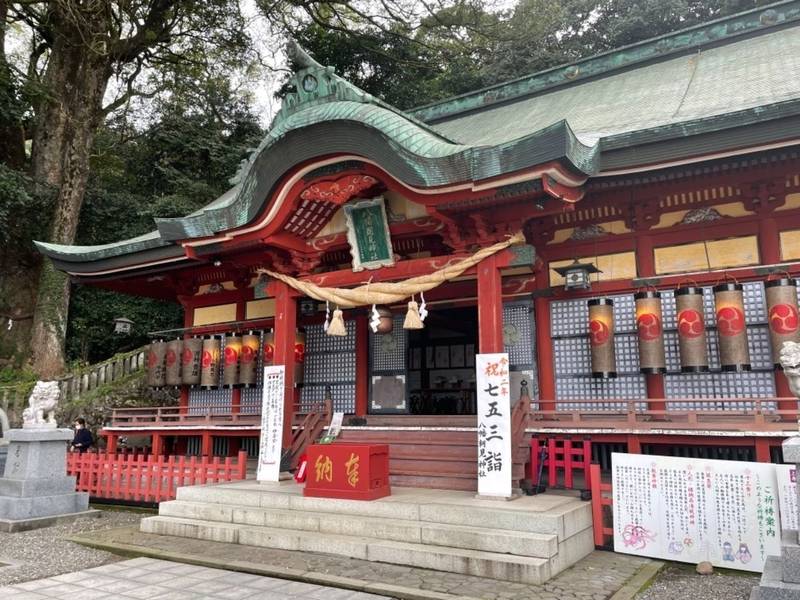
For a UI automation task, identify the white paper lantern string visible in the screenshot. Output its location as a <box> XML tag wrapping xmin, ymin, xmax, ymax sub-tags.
<box><xmin>419</xmin><ymin>291</ymin><xmax>428</xmax><ymax>322</ymax></box>
<box><xmin>370</xmin><ymin>304</ymin><xmax>381</xmax><ymax>333</ymax></box>
<box><xmin>324</xmin><ymin>300</ymin><xmax>330</xmax><ymax>332</ymax></box>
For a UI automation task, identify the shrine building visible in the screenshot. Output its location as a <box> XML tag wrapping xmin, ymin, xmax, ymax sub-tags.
<box><xmin>36</xmin><ymin>0</ymin><xmax>800</xmax><ymax>491</ymax></box>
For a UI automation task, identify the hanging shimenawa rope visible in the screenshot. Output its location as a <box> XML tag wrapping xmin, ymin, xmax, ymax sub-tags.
<box><xmin>258</xmin><ymin>231</ymin><xmax>526</xmax><ymax>308</ymax></box>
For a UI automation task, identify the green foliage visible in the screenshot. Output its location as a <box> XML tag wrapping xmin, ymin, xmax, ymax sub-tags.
<box><xmin>0</xmin><ymin>164</ymin><xmax>53</xmax><ymax>248</ymax></box>
<box><xmin>64</xmin><ymin>75</ymin><xmax>263</xmax><ymax>365</ymax></box>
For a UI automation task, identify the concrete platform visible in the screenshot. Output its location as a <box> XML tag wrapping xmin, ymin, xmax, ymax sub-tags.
<box><xmin>0</xmin><ymin>508</ymin><xmax>101</xmax><ymax>532</ymax></box>
<box><xmin>141</xmin><ymin>481</ymin><xmax>593</xmax><ymax>585</ymax></box>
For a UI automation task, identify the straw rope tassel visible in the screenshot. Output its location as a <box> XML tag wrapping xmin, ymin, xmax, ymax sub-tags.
<box><xmin>258</xmin><ymin>231</ymin><xmax>525</xmax><ymax>308</ymax></box>
<box><xmin>404</xmin><ymin>297</ymin><xmax>424</xmax><ymax>330</ymax></box>
<box><xmin>327</xmin><ymin>307</ymin><xmax>347</xmax><ymax>336</ymax></box>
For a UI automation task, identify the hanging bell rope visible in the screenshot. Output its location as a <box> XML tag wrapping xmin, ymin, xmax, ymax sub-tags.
<box><xmin>404</xmin><ymin>296</ymin><xmax>424</xmax><ymax>330</ymax></box>
<box><xmin>327</xmin><ymin>306</ymin><xmax>347</xmax><ymax>336</ymax></box>
<box><xmin>258</xmin><ymin>231</ymin><xmax>525</xmax><ymax>308</ymax></box>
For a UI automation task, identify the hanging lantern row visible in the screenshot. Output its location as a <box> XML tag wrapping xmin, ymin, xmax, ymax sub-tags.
<box><xmin>147</xmin><ymin>329</ymin><xmax>305</xmax><ymax>389</ymax></box>
<box><xmin>587</xmin><ymin>278</ymin><xmax>800</xmax><ymax>376</ymax></box>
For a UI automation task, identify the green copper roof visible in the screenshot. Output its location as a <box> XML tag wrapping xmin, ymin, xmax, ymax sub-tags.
<box><xmin>426</xmin><ymin>13</ymin><xmax>800</xmax><ymax>148</ymax></box>
<box><xmin>35</xmin><ymin>1</ymin><xmax>800</xmax><ymax>271</ymax></box>
<box><xmin>413</xmin><ymin>0</ymin><xmax>800</xmax><ymax>124</ymax></box>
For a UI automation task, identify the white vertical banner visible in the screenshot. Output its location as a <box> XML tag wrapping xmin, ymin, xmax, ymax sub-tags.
<box><xmin>257</xmin><ymin>365</ymin><xmax>285</xmax><ymax>483</ymax></box>
<box><xmin>612</xmin><ymin>452</ymin><xmax>781</xmax><ymax>572</ymax></box>
<box><xmin>476</xmin><ymin>353</ymin><xmax>513</xmax><ymax>498</ymax></box>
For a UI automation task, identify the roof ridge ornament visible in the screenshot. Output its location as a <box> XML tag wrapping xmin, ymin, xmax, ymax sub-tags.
<box><xmin>286</xmin><ymin>40</ymin><xmax>323</xmax><ymax>71</ymax></box>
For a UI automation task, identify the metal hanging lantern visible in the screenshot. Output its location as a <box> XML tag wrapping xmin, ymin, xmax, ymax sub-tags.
<box><xmin>239</xmin><ymin>332</ymin><xmax>261</xmax><ymax>386</ymax></box>
<box><xmin>676</xmin><ymin>286</ymin><xmax>709</xmax><ymax>372</ymax></box>
<box><xmin>200</xmin><ymin>336</ymin><xmax>221</xmax><ymax>388</ymax></box>
<box><xmin>223</xmin><ymin>334</ymin><xmax>242</xmax><ymax>388</ymax></box>
<box><xmin>634</xmin><ymin>290</ymin><xmax>666</xmax><ymax>374</ymax></box>
<box><xmin>113</xmin><ymin>317</ymin><xmax>133</xmax><ymax>334</ymax></box>
<box><xmin>765</xmin><ymin>278</ymin><xmax>800</xmax><ymax>367</ymax></box>
<box><xmin>713</xmin><ymin>282</ymin><xmax>750</xmax><ymax>372</ymax></box>
<box><xmin>588</xmin><ymin>298</ymin><xmax>616</xmax><ymax>378</ymax></box>
<box><xmin>165</xmin><ymin>338</ymin><xmax>183</xmax><ymax>386</ymax></box>
<box><xmin>553</xmin><ymin>259</ymin><xmax>602</xmax><ymax>291</ymax></box>
<box><xmin>181</xmin><ymin>337</ymin><xmax>203</xmax><ymax>386</ymax></box>
<box><xmin>147</xmin><ymin>340</ymin><xmax>167</xmax><ymax>387</ymax></box>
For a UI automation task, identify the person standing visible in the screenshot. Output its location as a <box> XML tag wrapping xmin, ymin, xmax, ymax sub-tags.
<box><xmin>71</xmin><ymin>418</ymin><xmax>93</xmax><ymax>453</ymax></box>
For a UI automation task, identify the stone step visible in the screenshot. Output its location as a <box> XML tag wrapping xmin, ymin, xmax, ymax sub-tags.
<box><xmin>174</xmin><ymin>484</ymin><xmax>589</xmax><ymax>539</ymax></box>
<box><xmin>140</xmin><ymin>515</ymin><xmax>553</xmax><ymax>585</ymax></box>
<box><xmin>158</xmin><ymin>499</ymin><xmax>560</xmax><ymax>557</ymax></box>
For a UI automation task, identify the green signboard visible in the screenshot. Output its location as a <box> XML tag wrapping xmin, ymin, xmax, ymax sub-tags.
<box><xmin>344</xmin><ymin>197</ymin><xmax>395</xmax><ymax>272</ymax></box>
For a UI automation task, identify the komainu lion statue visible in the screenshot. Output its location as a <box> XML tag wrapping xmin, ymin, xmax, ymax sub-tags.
<box><xmin>22</xmin><ymin>381</ymin><xmax>60</xmax><ymax>429</ymax></box>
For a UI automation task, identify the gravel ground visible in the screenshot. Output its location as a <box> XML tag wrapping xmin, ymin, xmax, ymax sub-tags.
<box><xmin>636</xmin><ymin>564</ymin><xmax>759</xmax><ymax>600</ymax></box>
<box><xmin>0</xmin><ymin>508</ymin><xmax>145</xmax><ymax>586</ymax></box>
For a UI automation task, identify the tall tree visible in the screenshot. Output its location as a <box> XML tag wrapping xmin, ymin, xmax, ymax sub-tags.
<box><xmin>4</xmin><ymin>0</ymin><xmax>252</xmax><ymax>377</ymax></box>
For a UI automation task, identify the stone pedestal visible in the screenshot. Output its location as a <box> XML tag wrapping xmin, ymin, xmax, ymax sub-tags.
<box><xmin>0</xmin><ymin>428</ymin><xmax>95</xmax><ymax>532</ymax></box>
<box><xmin>752</xmin><ymin>438</ymin><xmax>800</xmax><ymax>599</ymax></box>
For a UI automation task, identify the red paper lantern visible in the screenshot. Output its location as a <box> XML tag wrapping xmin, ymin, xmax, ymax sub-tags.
<box><xmin>588</xmin><ymin>298</ymin><xmax>616</xmax><ymax>378</ymax></box>
<box><xmin>676</xmin><ymin>286</ymin><xmax>709</xmax><ymax>372</ymax></box>
<box><xmin>713</xmin><ymin>282</ymin><xmax>750</xmax><ymax>372</ymax></box>
<box><xmin>634</xmin><ymin>291</ymin><xmax>666</xmax><ymax>374</ymax></box>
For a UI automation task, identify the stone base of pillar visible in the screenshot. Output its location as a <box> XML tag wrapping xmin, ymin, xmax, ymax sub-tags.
<box><xmin>0</xmin><ymin>428</ymin><xmax>96</xmax><ymax>532</ymax></box>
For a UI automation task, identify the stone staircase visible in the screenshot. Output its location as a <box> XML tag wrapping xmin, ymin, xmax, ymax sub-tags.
<box><xmin>140</xmin><ymin>481</ymin><xmax>593</xmax><ymax>584</ymax></box>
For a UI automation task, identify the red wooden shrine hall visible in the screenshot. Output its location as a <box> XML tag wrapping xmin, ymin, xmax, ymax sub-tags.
<box><xmin>35</xmin><ymin>3</ymin><xmax>800</xmax><ymax>492</ymax></box>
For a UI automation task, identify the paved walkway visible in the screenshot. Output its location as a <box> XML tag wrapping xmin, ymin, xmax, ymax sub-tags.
<box><xmin>68</xmin><ymin>526</ymin><xmax>655</xmax><ymax>600</ymax></box>
<box><xmin>2</xmin><ymin>557</ymin><xmax>391</xmax><ymax>599</ymax></box>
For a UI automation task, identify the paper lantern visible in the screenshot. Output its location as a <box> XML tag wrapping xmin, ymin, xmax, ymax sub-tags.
<box><xmin>766</xmin><ymin>278</ymin><xmax>800</xmax><ymax>367</ymax></box>
<box><xmin>200</xmin><ymin>336</ymin><xmax>221</xmax><ymax>388</ymax></box>
<box><xmin>147</xmin><ymin>341</ymin><xmax>167</xmax><ymax>387</ymax></box>
<box><xmin>263</xmin><ymin>332</ymin><xmax>275</xmax><ymax>366</ymax></box>
<box><xmin>239</xmin><ymin>332</ymin><xmax>260</xmax><ymax>386</ymax></box>
<box><xmin>222</xmin><ymin>334</ymin><xmax>242</xmax><ymax>387</ymax></box>
<box><xmin>634</xmin><ymin>291</ymin><xmax>666</xmax><ymax>374</ymax></box>
<box><xmin>588</xmin><ymin>299</ymin><xmax>616</xmax><ymax>378</ymax></box>
<box><xmin>295</xmin><ymin>329</ymin><xmax>306</xmax><ymax>385</ymax></box>
<box><xmin>676</xmin><ymin>286</ymin><xmax>709</xmax><ymax>372</ymax></box>
<box><xmin>181</xmin><ymin>337</ymin><xmax>203</xmax><ymax>386</ymax></box>
<box><xmin>165</xmin><ymin>339</ymin><xmax>182</xmax><ymax>386</ymax></box>
<box><xmin>713</xmin><ymin>282</ymin><xmax>750</xmax><ymax>372</ymax></box>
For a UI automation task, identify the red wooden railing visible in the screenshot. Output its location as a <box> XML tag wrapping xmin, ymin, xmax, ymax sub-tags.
<box><xmin>530</xmin><ymin>436</ymin><xmax>592</xmax><ymax>490</ymax></box>
<box><xmin>589</xmin><ymin>463</ymin><xmax>614</xmax><ymax>548</ymax></box>
<box><xmin>532</xmin><ymin>397</ymin><xmax>798</xmax><ymax>432</ymax></box>
<box><xmin>67</xmin><ymin>451</ymin><xmax>248</xmax><ymax>503</ymax></box>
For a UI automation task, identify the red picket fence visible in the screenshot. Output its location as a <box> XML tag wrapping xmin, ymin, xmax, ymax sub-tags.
<box><xmin>67</xmin><ymin>451</ymin><xmax>249</xmax><ymax>503</ymax></box>
<box><xmin>589</xmin><ymin>463</ymin><xmax>614</xmax><ymax>548</ymax></box>
<box><xmin>529</xmin><ymin>436</ymin><xmax>593</xmax><ymax>489</ymax></box>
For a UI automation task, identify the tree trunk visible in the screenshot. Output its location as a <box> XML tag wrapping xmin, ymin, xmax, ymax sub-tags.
<box><xmin>28</xmin><ymin>11</ymin><xmax>112</xmax><ymax>378</ymax></box>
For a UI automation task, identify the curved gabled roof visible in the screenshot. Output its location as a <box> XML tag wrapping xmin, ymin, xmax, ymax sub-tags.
<box><xmin>35</xmin><ymin>0</ymin><xmax>800</xmax><ymax>273</ymax></box>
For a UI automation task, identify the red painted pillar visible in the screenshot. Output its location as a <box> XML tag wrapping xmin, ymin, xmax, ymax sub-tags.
<box><xmin>755</xmin><ymin>437</ymin><xmax>771</xmax><ymax>463</ymax></box>
<box><xmin>477</xmin><ymin>254</ymin><xmax>504</xmax><ymax>354</ymax></box>
<box><xmin>273</xmin><ymin>281</ymin><xmax>298</xmax><ymax>448</ymax></box>
<box><xmin>355</xmin><ymin>313</ymin><xmax>369</xmax><ymax>416</ymax></box>
<box><xmin>534</xmin><ymin>262</ymin><xmax>555</xmax><ymax>413</ymax></box>
<box><xmin>201</xmin><ymin>431</ymin><xmax>213</xmax><ymax>457</ymax></box>
<box><xmin>152</xmin><ymin>433</ymin><xmax>164</xmax><ymax>456</ymax></box>
<box><xmin>106</xmin><ymin>434</ymin><xmax>118</xmax><ymax>455</ymax></box>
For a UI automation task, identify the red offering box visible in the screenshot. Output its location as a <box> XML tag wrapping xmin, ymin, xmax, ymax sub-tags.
<box><xmin>303</xmin><ymin>444</ymin><xmax>390</xmax><ymax>500</ymax></box>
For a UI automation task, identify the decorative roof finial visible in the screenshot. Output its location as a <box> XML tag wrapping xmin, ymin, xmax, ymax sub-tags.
<box><xmin>286</xmin><ymin>40</ymin><xmax>322</xmax><ymax>71</ymax></box>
